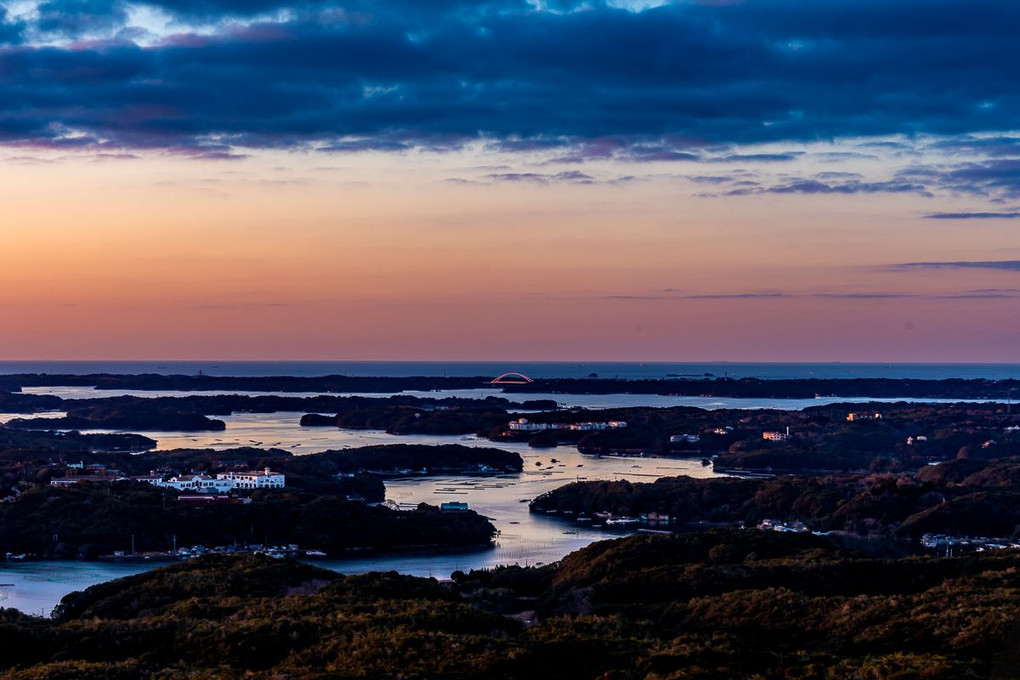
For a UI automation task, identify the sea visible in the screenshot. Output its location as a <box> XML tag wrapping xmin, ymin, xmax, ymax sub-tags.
<box><xmin>2</xmin><ymin>359</ymin><xmax>1018</xmax><ymax>616</ymax></box>
<box><xmin>1</xmin><ymin>360</ymin><xmax>1020</xmax><ymax>380</ymax></box>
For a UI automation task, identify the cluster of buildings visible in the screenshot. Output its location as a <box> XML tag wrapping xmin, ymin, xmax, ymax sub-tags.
<box><xmin>51</xmin><ymin>466</ymin><xmax>285</xmax><ymax>493</ymax></box>
<box><xmin>846</xmin><ymin>412</ymin><xmax>883</xmax><ymax>422</ymax></box>
<box><xmin>921</xmin><ymin>533</ymin><xmax>1020</xmax><ymax>555</ymax></box>
<box><xmin>758</xmin><ymin>519</ymin><xmax>809</xmax><ymax>533</ymax></box>
<box><xmin>507</xmin><ymin>418</ymin><xmax>628</xmax><ymax>432</ymax></box>
<box><xmin>138</xmin><ymin>467</ymin><xmax>285</xmax><ymax>492</ymax></box>
<box><xmin>762</xmin><ymin>427</ymin><xmax>791</xmax><ymax>442</ymax></box>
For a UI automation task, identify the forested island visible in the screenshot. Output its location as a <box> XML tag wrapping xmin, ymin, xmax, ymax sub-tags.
<box><xmin>493</xmin><ymin>401</ymin><xmax>1020</xmax><ymax>473</ymax></box>
<box><xmin>0</xmin><ymin>529</ymin><xmax>1017</xmax><ymax>678</ymax></box>
<box><xmin>529</xmin><ymin>456</ymin><xmax>1020</xmax><ymax>539</ymax></box>
<box><xmin>2</xmin><ymin>372</ymin><xmax>1020</xmax><ymax>677</ymax></box>
<box><xmin>0</xmin><ymin>483</ymin><xmax>496</xmax><ymax>559</ymax></box>
<box><xmin>3</xmin><ymin>393</ymin><xmax>555</xmax><ymax>433</ymax></box>
<box><xmin>2</xmin><ymin>371</ymin><xmax>1019</xmax><ymax>399</ymax></box>
<box><xmin>0</xmin><ymin>443</ymin><xmax>521</xmax><ymax>559</ymax></box>
<box><xmin>5</xmin><ymin>384</ymin><xmax>1020</xmax><ymax>476</ymax></box>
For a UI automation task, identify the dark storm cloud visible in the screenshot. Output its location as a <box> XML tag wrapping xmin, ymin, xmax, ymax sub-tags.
<box><xmin>4</xmin><ymin>0</ymin><xmax>1020</xmax><ymax>151</ymax></box>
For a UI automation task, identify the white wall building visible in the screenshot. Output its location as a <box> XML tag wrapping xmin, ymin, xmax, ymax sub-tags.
<box><xmin>216</xmin><ymin>467</ymin><xmax>285</xmax><ymax>490</ymax></box>
<box><xmin>139</xmin><ymin>467</ymin><xmax>285</xmax><ymax>493</ymax></box>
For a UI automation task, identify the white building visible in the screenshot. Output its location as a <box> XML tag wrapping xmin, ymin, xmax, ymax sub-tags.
<box><xmin>216</xmin><ymin>467</ymin><xmax>286</xmax><ymax>490</ymax></box>
<box><xmin>139</xmin><ymin>467</ymin><xmax>285</xmax><ymax>492</ymax></box>
<box><xmin>142</xmin><ymin>474</ymin><xmax>235</xmax><ymax>493</ymax></box>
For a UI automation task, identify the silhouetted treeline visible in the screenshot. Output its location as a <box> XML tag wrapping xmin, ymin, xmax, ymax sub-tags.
<box><xmin>531</xmin><ymin>455</ymin><xmax>1020</xmax><ymax>538</ymax></box>
<box><xmin>1</xmin><ymin>529</ymin><xmax>1018</xmax><ymax>678</ymax></box>
<box><xmin>0</xmin><ymin>483</ymin><xmax>495</xmax><ymax>558</ymax></box>
<box><xmin>3</xmin><ymin>371</ymin><xmax>1019</xmax><ymax>399</ymax></box>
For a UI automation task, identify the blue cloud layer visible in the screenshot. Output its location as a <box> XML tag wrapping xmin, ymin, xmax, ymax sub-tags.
<box><xmin>2</xmin><ymin>0</ymin><xmax>1020</xmax><ymax>152</ymax></box>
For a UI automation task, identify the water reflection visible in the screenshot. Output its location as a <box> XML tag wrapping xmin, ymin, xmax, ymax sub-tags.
<box><xmin>0</xmin><ymin>561</ymin><xmax>153</xmax><ymax>617</ymax></box>
<box><xmin>0</xmin><ymin>438</ymin><xmax>721</xmax><ymax>615</ymax></box>
<box><xmin>0</xmin><ymin>411</ymin><xmax>66</xmax><ymax>425</ymax></box>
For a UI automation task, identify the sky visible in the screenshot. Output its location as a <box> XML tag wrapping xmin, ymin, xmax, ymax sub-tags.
<box><xmin>1</xmin><ymin>0</ymin><xmax>1019</xmax><ymax>362</ymax></box>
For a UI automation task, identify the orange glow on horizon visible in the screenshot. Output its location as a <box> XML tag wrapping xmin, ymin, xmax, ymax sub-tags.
<box><xmin>3</xmin><ymin>149</ymin><xmax>1019</xmax><ymax>361</ymax></box>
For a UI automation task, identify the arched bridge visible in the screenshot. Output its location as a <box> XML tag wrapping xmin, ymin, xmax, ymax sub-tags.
<box><xmin>490</xmin><ymin>372</ymin><xmax>534</xmax><ymax>385</ymax></box>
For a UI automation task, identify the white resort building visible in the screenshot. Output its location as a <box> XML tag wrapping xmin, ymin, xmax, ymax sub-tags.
<box><xmin>215</xmin><ymin>468</ymin><xmax>286</xmax><ymax>490</ymax></box>
<box><xmin>138</xmin><ymin>467</ymin><xmax>285</xmax><ymax>492</ymax></box>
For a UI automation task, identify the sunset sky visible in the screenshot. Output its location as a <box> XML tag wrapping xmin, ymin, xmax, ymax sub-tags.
<box><xmin>2</xmin><ymin>0</ymin><xmax>1019</xmax><ymax>361</ymax></box>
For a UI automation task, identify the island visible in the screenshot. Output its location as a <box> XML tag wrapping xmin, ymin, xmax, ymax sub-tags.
<box><xmin>0</xmin><ymin>529</ymin><xmax>1016</xmax><ymax>678</ymax></box>
<box><xmin>0</xmin><ymin>443</ymin><xmax>522</xmax><ymax>559</ymax></box>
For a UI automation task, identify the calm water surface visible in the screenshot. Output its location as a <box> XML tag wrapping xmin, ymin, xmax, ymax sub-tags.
<box><xmin>0</xmin><ymin>446</ymin><xmax>719</xmax><ymax>616</ymax></box>
<box><xmin>4</xmin><ymin>360</ymin><xmax>1020</xmax><ymax>380</ymax></box>
<box><xmin>5</xmin><ymin>365</ymin><xmax>1010</xmax><ymax>615</ymax></box>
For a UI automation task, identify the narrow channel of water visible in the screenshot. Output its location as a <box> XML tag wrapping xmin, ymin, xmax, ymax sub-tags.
<box><xmin>0</xmin><ymin>450</ymin><xmax>719</xmax><ymax>616</ymax></box>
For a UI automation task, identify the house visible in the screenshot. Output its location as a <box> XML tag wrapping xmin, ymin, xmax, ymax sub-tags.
<box><xmin>762</xmin><ymin>428</ymin><xmax>790</xmax><ymax>442</ymax></box>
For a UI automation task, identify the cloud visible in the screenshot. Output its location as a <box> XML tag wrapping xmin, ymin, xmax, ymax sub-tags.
<box><xmin>711</xmin><ymin>176</ymin><xmax>932</xmax><ymax>197</ymax></box>
<box><xmin>715</xmin><ymin>153</ymin><xmax>802</xmax><ymax>163</ymax></box>
<box><xmin>897</xmin><ymin>159</ymin><xmax>1020</xmax><ymax>199</ymax></box>
<box><xmin>0</xmin><ymin>0</ymin><xmax>1018</xmax><ymax>154</ymax></box>
<box><xmin>35</xmin><ymin>0</ymin><xmax>129</xmax><ymax>39</ymax></box>
<box><xmin>612</xmin><ymin>291</ymin><xmax>912</xmax><ymax>300</ymax></box>
<box><xmin>0</xmin><ymin>8</ymin><xmax>25</xmax><ymax>45</ymax></box>
<box><xmin>924</xmin><ymin>211</ymin><xmax>1020</xmax><ymax>219</ymax></box>
<box><xmin>480</xmin><ymin>170</ymin><xmax>595</xmax><ymax>184</ymax></box>
<box><xmin>896</xmin><ymin>261</ymin><xmax>1020</xmax><ymax>272</ymax></box>
<box><xmin>609</xmin><ymin>288</ymin><xmax>1020</xmax><ymax>301</ymax></box>
<box><xmin>931</xmin><ymin>292</ymin><xmax>1020</xmax><ymax>299</ymax></box>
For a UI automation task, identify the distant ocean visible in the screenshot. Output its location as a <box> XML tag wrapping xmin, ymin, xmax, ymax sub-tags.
<box><xmin>1</xmin><ymin>361</ymin><xmax>1019</xmax><ymax>380</ymax></box>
